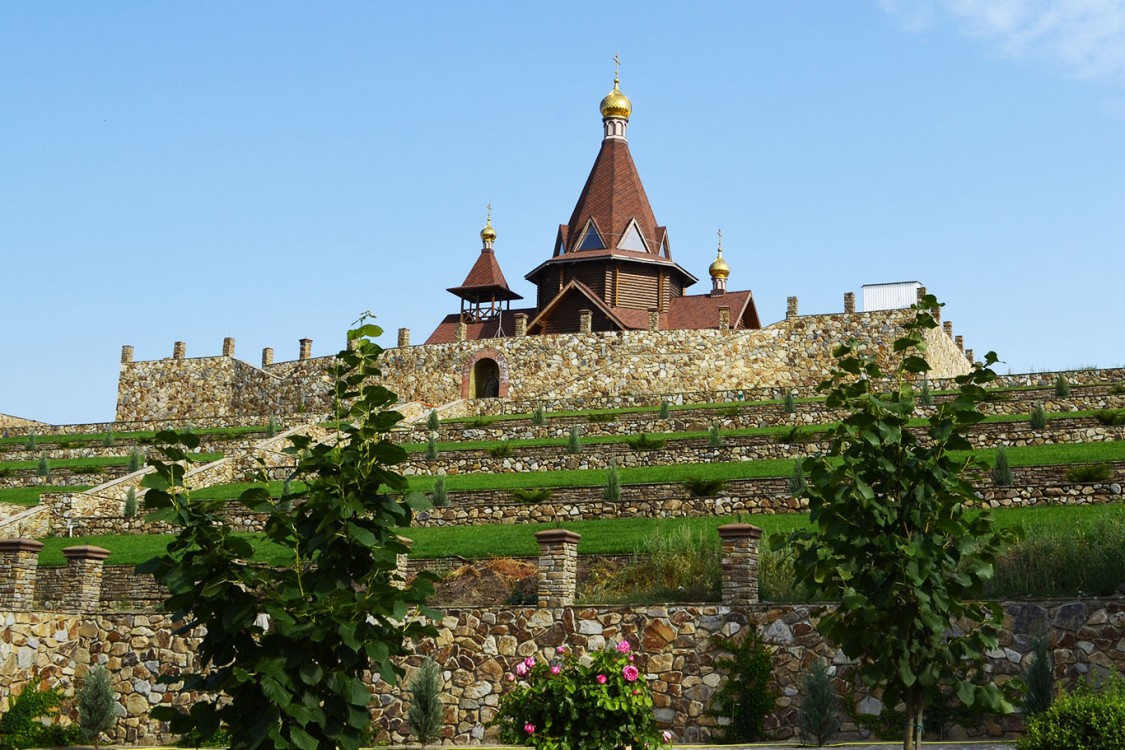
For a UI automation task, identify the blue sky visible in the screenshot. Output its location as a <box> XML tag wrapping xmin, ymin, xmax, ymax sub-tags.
<box><xmin>3</xmin><ymin>1</ymin><xmax>1123</xmax><ymax>424</ymax></box>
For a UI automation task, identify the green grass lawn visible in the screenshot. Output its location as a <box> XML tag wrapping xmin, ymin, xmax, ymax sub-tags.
<box><xmin>33</xmin><ymin>501</ymin><xmax>1123</xmax><ymax>566</ymax></box>
<box><xmin>0</xmin><ymin>452</ymin><xmax>223</xmax><ymax>472</ymax></box>
<box><xmin>0</xmin><ymin>425</ymin><xmax>270</xmax><ymax>449</ymax></box>
<box><xmin>0</xmin><ymin>485</ymin><xmax>92</xmax><ymax>506</ymax></box>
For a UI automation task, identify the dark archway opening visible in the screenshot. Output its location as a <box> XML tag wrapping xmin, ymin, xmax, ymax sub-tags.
<box><xmin>472</xmin><ymin>358</ymin><xmax>501</xmax><ymax>399</ymax></box>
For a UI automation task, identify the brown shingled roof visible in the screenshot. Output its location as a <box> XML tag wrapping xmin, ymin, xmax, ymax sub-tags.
<box><xmin>423</xmin><ymin>308</ymin><xmax>536</xmax><ymax>345</ymax></box>
<box><xmin>564</xmin><ymin>138</ymin><xmax>665</xmax><ymax>258</ymax></box>
<box><xmin>664</xmin><ymin>290</ymin><xmax>762</xmax><ymax>330</ymax></box>
<box><xmin>447</xmin><ymin>249</ymin><xmax>523</xmax><ymax>303</ymax></box>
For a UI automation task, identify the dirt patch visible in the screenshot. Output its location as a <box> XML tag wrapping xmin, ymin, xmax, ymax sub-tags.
<box><xmin>426</xmin><ymin>558</ymin><xmax>538</xmax><ymax>607</ymax></box>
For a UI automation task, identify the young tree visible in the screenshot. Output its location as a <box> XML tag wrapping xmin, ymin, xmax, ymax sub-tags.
<box><xmin>77</xmin><ymin>665</ymin><xmax>117</xmax><ymax>750</ymax></box>
<box><xmin>776</xmin><ymin>295</ymin><xmax>1015</xmax><ymax>750</ymax></box>
<box><xmin>141</xmin><ymin>317</ymin><xmax>437</xmax><ymax>750</ymax></box>
<box><xmin>407</xmin><ymin>657</ymin><xmax>444</xmax><ymax>747</ymax></box>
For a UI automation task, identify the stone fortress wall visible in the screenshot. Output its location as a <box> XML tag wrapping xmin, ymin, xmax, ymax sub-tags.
<box><xmin>0</xmin><ymin>532</ymin><xmax>1121</xmax><ymax>746</ymax></box>
<box><xmin>115</xmin><ymin>295</ymin><xmax>974</xmax><ymax>422</ymax></box>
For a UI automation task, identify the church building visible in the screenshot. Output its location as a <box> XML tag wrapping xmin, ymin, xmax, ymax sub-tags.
<box><xmin>425</xmin><ymin>71</ymin><xmax>761</xmax><ymax>345</ymax></box>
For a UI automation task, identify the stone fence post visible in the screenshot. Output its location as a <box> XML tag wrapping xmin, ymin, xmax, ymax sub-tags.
<box><xmin>0</xmin><ymin>539</ymin><xmax>44</xmax><ymax>610</ymax></box>
<box><xmin>62</xmin><ymin>545</ymin><xmax>110</xmax><ymax>611</ymax></box>
<box><xmin>514</xmin><ymin>313</ymin><xmax>528</xmax><ymax>337</ymax></box>
<box><xmin>718</xmin><ymin>306</ymin><xmax>730</xmax><ymax>331</ymax></box>
<box><xmin>262</xmin><ymin>347</ymin><xmax>274</xmax><ymax>367</ymax></box>
<box><xmin>844</xmin><ymin>292</ymin><xmax>855</xmax><ymax>314</ymax></box>
<box><xmin>648</xmin><ymin>309</ymin><xmax>659</xmax><ymax>332</ymax></box>
<box><xmin>718</xmin><ymin>524</ymin><xmax>762</xmax><ymax>606</ymax></box>
<box><xmin>955</xmin><ymin>335</ymin><xmax>964</xmax><ymax>352</ymax></box>
<box><xmin>223</xmin><ymin>337</ymin><xmax>236</xmax><ymax>357</ymax></box>
<box><xmin>397</xmin><ymin>328</ymin><xmax>411</xmax><ymax>348</ymax></box>
<box><xmin>121</xmin><ymin>345</ymin><xmax>134</xmax><ymax>364</ymax></box>
<box><xmin>173</xmin><ymin>341</ymin><xmax>186</xmax><ymax>360</ymax></box>
<box><xmin>579</xmin><ymin>309</ymin><xmax>592</xmax><ymax>334</ymax></box>
<box><xmin>535</xmin><ymin>529</ymin><xmax>580</xmax><ymax>608</ymax></box>
<box><xmin>786</xmin><ymin>297</ymin><xmax>798</xmax><ymax>319</ymax></box>
<box><xmin>299</xmin><ymin>338</ymin><xmax>313</xmax><ymax>360</ymax></box>
<box><xmin>456</xmin><ymin>322</ymin><xmax>467</xmax><ymax>343</ymax></box>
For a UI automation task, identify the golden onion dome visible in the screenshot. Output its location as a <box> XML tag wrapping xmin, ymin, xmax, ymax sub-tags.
<box><xmin>709</xmin><ymin>247</ymin><xmax>730</xmax><ymax>280</ymax></box>
<box><xmin>600</xmin><ymin>80</ymin><xmax>632</xmax><ymax>120</ymax></box>
<box><xmin>480</xmin><ymin>218</ymin><xmax>496</xmax><ymax>243</ymax></box>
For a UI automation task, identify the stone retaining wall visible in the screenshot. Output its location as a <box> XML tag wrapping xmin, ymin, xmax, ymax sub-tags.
<box><xmin>1</xmin><ymin>599</ymin><xmax>1121</xmax><ymax>745</ymax></box>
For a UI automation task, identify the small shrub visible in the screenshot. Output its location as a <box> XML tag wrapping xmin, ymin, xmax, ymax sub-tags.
<box><xmin>566</xmin><ymin>425</ymin><xmax>581</xmax><ymax>454</ymax></box>
<box><xmin>35</xmin><ymin>452</ymin><xmax>49</xmax><ymax>479</ymax></box>
<box><xmin>1018</xmin><ymin>676</ymin><xmax>1125</xmax><ymax>750</ymax></box>
<box><xmin>782</xmin><ymin>391</ymin><xmax>797</xmax><ymax>414</ymax></box>
<box><xmin>0</xmin><ymin>683</ymin><xmax>82</xmax><ymax>749</ymax></box>
<box><xmin>1110</xmin><ymin>383</ymin><xmax>1125</xmax><ymax>395</ymax></box>
<box><xmin>24</xmin><ymin>431</ymin><xmax>36</xmax><ymax>450</ymax></box>
<box><xmin>683</xmin><ymin>477</ymin><xmax>726</xmax><ymax>497</ymax></box>
<box><xmin>1022</xmin><ymin>631</ymin><xmax>1054</xmax><ymax>717</ymax></box>
<box><xmin>531</xmin><ymin>405</ymin><xmax>546</xmax><ymax>426</ymax></box>
<box><xmin>491</xmin><ymin>641</ymin><xmax>667</xmax><ymax>749</ymax></box>
<box><xmin>77</xmin><ymin>664</ymin><xmax>117</xmax><ymax>749</ymax></box>
<box><xmin>603</xmin><ymin>459</ymin><xmax>621</xmax><ymax>501</ymax></box>
<box><xmin>266</xmin><ymin>415</ymin><xmax>280</xmax><ymax>437</ymax></box>
<box><xmin>425</xmin><ymin>432</ymin><xmax>439</xmax><ymax>462</ymax></box>
<box><xmin>1030</xmin><ymin>403</ymin><xmax>1048</xmax><ymax>430</ymax></box>
<box><xmin>488</xmin><ymin>441</ymin><xmax>513</xmax><ymax>458</ymax></box>
<box><xmin>430</xmin><ymin>475</ymin><xmax>449</xmax><ymax>508</ymax></box>
<box><xmin>407</xmin><ymin>657</ymin><xmax>444</xmax><ymax>747</ymax></box>
<box><xmin>101</xmin><ymin>427</ymin><xmax>116</xmax><ymax>447</ymax></box>
<box><xmin>427</xmin><ymin>409</ymin><xmax>440</xmax><ymax>431</ymax></box>
<box><xmin>992</xmin><ymin>447</ymin><xmax>1013</xmax><ymax>487</ymax></box>
<box><xmin>470</xmin><ymin>416</ymin><xmax>493</xmax><ymax>428</ymax></box>
<box><xmin>628</xmin><ymin>433</ymin><xmax>666</xmax><ymax>451</ymax></box>
<box><xmin>1093</xmin><ymin>409</ymin><xmax>1125</xmax><ymax>426</ymax></box>
<box><xmin>918</xmin><ymin>377</ymin><xmax>933</xmax><ymax>407</ymax></box>
<box><xmin>586</xmin><ymin>412</ymin><xmax>614</xmax><ymax>423</ymax></box>
<box><xmin>1065</xmin><ymin>463</ymin><xmax>1114</xmax><ymax>483</ymax></box>
<box><xmin>512</xmin><ymin>487</ymin><xmax>552</xmax><ymax>503</ymax></box>
<box><xmin>1054</xmin><ymin>373</ymin><xmax>1071</xmax><ymax>398</ymax></box>
<box><xmin>789</xmin><ymin>460</ymin><xmax>807</xmax><ymax>496</ymax></box>
<box><xmin>798</xmin><ymin>658</ymin><xmax>840</xmax><ymax>746</ymax></box>
<box><xmin>127</xmin><ymin>447</ymin><xmax>145</xmax><ymax>472</ymax></box>
<box><xmin>707</xmin><ymin>420</ymin><xmax>724</xmax><ymax>448</ymax></box>
<box><xmin>709</xmin><ymin>627</ymin><xmax>777</xmax><ymax>742</ymax></box>
<box><xmin>775</xmin><ymin>425</ymin><xmax>805</xmax><ymax>444</ymax></box>
<box><xmin>123</xmin><ymin>488</ymin><xmax>138</xmax><ymax>518</ymax></box>
<box><xmin>719</xmin><ymin>405</ymin><xmax>742</xmax><ymax>417</ymax></box>
<box><xmin>659</xmin><ymin>400</ymin><xmax>671</xmax><ymax>419</ymax></box>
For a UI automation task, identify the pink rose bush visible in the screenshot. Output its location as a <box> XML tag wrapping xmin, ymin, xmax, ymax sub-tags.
<box><xmin>491</xmin><ymin>641</ymin><xmax>671</xmax><ymax>749</ymax></box>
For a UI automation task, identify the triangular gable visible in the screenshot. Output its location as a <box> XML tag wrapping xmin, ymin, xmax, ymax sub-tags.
<box><xmin>617</xmin><ymin>218</ymin><xmax>649</xmax><ymax>253</ymax></box>
<box><xmin>574</xmin><ymin>218</ymin><xmax>606</xmax><ymax>252</ymax></box>
<box><xmin>553</xmin><ymin>225</ymin><xmax>568</xmax><ymax>257</ymax></box>
<box><xmin>527</xmin><ymin>280</ymin><xmax>628</xmax><ymax>334</ymax></box>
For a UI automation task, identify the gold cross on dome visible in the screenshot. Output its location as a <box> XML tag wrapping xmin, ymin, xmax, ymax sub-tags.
<box><xmin>613</xmin><ymin>53</ymin><xmax>621</xmax><ymax>83</ymax></box>
<box><xmin>717</xmin><ymin>228</ymin><xmax>723</xmax><ymax>249</ymax></box>
<box><xmin>486</xmin><ymin>203</ymin><xmax>492</xmax><ymax>223</ymax></box>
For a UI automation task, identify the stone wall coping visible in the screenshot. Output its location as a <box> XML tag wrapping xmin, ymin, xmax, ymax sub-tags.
<box><xmin>0</xmin><ymin>539</ymin><xmax>45</xmax><ymax>554</ymax></box>
<box><xmin>535</xmin><ymin>529</ymin><xmax>582</xmax><ymax>545</ymax></box>
<box><xmin>62</xmin><ymin>545</ymin><xmax>111</xmax><ymax>561</ymax></box>
<box><xmin>717</xmin><ymin>523</ymin><xmax>763</xmax><ymax>540</ymax></box>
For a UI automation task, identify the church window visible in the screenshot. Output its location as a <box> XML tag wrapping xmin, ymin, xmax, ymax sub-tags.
<box><xmin>576</xmin><ymin>220</ymin><xmax>605</xmax><ymax>251</ymax></box>
<box><xmin>617</xmin><ymin>219</ymin><xmax>649</xmax><ymax>252</ymax></box>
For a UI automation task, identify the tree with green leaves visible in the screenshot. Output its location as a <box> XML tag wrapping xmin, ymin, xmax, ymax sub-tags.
<box><xmin>775</xmin><ymin>295</ymin><xmax>1016</xmax><ymax>750</ymax></box>
<box><xmin>77</xmin><ymin>665</ymin><xmax>117</xmax><ymax>749</ymax></box>
<box><xmin>140</xmin><ymin>317</ymin><xmax>437</xmax><ymax>750</ymax></box>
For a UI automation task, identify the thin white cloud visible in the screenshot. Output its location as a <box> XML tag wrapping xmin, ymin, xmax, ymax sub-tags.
<box><xmin>881</xmin><ymin>0</ymin><xmax>1125</xmax><ymax>81</ymax></box>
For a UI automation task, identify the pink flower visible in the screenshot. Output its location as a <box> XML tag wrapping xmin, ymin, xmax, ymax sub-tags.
<box><xmin>551</xmin><ymin>665</ymin><xmax>561</xmax><ymax>675</ymax></box>
<box><xmin>616</xmin><ymin>640</ymin><xmax>631</xmax><ymax>654</ymax></box>
<box><xmin>524</xmin><ymin>723</ymin><xmax>535</xmax><ymax>734</ymax></box>
<box><xmin>515</xmin><ymin>662</ymin><xmax>528</xmax><ymax>677</ymax></box>
<box><xmin>556</xmin><ymin>645</ymin><xmax>566</xmax><ymax>653</ymax></box>
<box><xmin>524</xmin><ymin>656</ymin><xmax>536</xmax><ymax>668</ymax></box>
<box><xmin>596</xmin><ymin>674</ymin><xmax>607</xmax><ymax>684</ymax></box>
<box><xmin>623</xmin><ymin>665</ymin><xmax>639</xmax><ymax>682</ymax></box>
<box><xmin>506</xmin><ymin>673</ymin><xmax>515</xmax><ymax>681</ymax></box>
<box><xmin>629</xmin><ymin>654</ymin><xmax>635</xmax><ymax>661</ymax></box>
<box><xmin>663</xmin><ymin>730</ymin><xmax>673</xmax><ymax>743</ymax></box>
<box><xmin>633</xmin><ymin>689</ymin><xmax>640</xmax><ymax>695</ymax></box>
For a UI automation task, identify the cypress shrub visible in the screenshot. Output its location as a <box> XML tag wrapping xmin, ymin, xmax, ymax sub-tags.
<box><xmin>425</xmin><ymin>432</ymin><xmax>439</xmax><ymax>461</ymax></box>
<box><xmin>1054</xmin><ymin>373</ymin><xmax>1071</xmax><ymax>398</ymax></box>
<box><xmin>659</xmin><ymin>400</ymin><xmax>671</xmax><ymax>419</ymax></box>
<box><xmin>707</xmin><ymin>420</ymin><xmax>724</xmax><ymax>448</ymax></box>
<box><xmin>407</xmin><ymin>657</ymin><xmax>444</xmax><ymax>746</ymax></box>
<box><xmin>566</xmin><ymin>425</ymin><xmax>581</xmax><ymax>454</ymax></box>
<box><xmin>123</xmin><ymin>488</ymin><xmax>138</xmax><ymax>518</ymax></box>
<box><xmin>798</xmin><ymin>659</ymin><xmax>840</xmax><ymax>746</ymax></box>
<box><xmin>782</xmin><ymin>391</ymin><xmax>797</xmax><ymax>414</ymax></box>
<box><xmin>427</xmin><ymin>409</ymin><xmax>440</xmax><ymax>431</ymax></box>
<box><xmin>603</xmin><ymin>459</ymin><xmax>621</xmax><ymax>501</ymax></box>
<box><xmin>431</xmin><ymin>475</ymin><xmax>449</xmax><ymax>508</ymax></box>
<box><xmin>77</xmin><ymin>665</ymin><xmax>117</xmax><ymax>749</ymax></box>
<box><xmin>1030</xmin><ymin>403</ymin><xmax>1047</xmax><ymax>430</ymax></box>
<box><xmin>1022</xmin><ymin>632</ymin><xmax>1054</xmax><ymax>718</ymax></box>
<box><xmin>992</xmin><ymin>447</ymin><xmax>1013</xmax><ymax>487</ymax></box>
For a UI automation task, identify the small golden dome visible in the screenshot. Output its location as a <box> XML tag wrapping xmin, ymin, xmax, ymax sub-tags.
<box><xmin>480</xmin><ymin>218</ymin><xmax>496</xmax><ymax>243</ymax></box>
<box><xmin>709</xmin><ymin>247</ymin><xmax>730</xmax><ymax>280</ymax></box>
<box><xmin>600</xmin><ymin>80</ymin><xmax>632</xmax><ymax>120</ymax></box>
